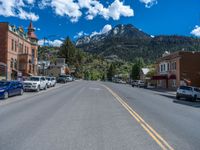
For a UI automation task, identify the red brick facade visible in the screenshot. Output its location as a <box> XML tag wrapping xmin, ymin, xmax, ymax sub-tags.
<box><xmin>155</xmin><ymin>51</ymin><xmax>200</xmax><ymax>89</ymax></box>
<box><xmin>0</xmin><ymin>22</ymin><xmax>38</xmax><ymax>80</ymax></box>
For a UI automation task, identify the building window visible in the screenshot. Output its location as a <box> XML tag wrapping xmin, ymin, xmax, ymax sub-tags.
<box><xmin>167</xmin><ymin>63</ymin><xmax>170</xmax><ymax>71</ymax></box>
<box><xmin>14</xmin><ymin>59</ymin><xmax>17</xmax><ymax>69</ymax></box>
<box><xmin>15</xmin><ymin>41</ymin><xmax>17</xmax><ymax>52</ymax></box>
<box><xmin>171</xmin><ymin>62</ymin><xmax>177</xmax><ymax>70</ymax></box>
<box><xmin>172</xmin><ymin>80</ymin><xmax>176</xmax><ymax>87</ymax></box>
<box><xmin>11</xmin><ymin>39</ymin><xmax>14</xmax><ymax>51</ymax></box>
<box><xmin>10</xmin><ymin>58</ymin><xmax>14</xmax><ymax>68</ymax></box>
<box><xmin>19</xmin><ymin>43</ymin><xmax>23</xmax><ymax>53</ymax></box>
<box><xmin>22</xmin><ymin>44</ymin><xmax>24</xmax><ymax>52</ymax></box>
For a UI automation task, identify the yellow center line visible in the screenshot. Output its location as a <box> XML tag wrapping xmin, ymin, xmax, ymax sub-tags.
<box><xmin>101</xmin><ymin>84</ymin><xmax>174</xmax><ymax>150</ymax></box>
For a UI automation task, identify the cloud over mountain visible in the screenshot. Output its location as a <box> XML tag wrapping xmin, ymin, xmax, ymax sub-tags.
<box><xmin>191</xmin><ymin>25</ymin><xmax>200</xmax><ymax>37</ymax></box>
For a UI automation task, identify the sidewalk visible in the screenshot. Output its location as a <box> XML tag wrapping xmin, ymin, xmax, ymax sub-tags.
<box><xmin>145</xmin><ymin>88</ymin><xmax>176</xmax><ymax>96</ymax></box>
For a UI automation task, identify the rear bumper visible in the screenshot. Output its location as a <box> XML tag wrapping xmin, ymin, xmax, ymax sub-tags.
<box><xmin>176</xmin><ymin>93</ymin><xmax>193</xmax><ymax>99</ymax></box>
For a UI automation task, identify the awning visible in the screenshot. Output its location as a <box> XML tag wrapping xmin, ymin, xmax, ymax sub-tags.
<box><xmin>151</xmin><ymin>75</ymin><xmax>168</xmax><ymax>80</ymax></box>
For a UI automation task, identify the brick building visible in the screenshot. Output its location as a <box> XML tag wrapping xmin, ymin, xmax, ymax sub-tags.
<box><xmin>152</xmin><ymin>51</ymin><xmax>200</xmax><ymax>89</ymax></box>
<box><xmin>0</xmin><ymin>21</ymin><xmax>38</xmax><ymax>80</ymax></box>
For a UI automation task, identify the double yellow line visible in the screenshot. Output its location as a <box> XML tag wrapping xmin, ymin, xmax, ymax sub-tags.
<box><xmin>102</xmin><ymin>85</ymin><xmax>174</xmax><ymax>150</ymax></box>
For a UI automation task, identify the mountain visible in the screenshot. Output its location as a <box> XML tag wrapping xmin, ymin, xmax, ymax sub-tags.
<box><xmin>76</xmin><ymin>24</ymin><xmax>200</xmax><ymax>62</ymax></box>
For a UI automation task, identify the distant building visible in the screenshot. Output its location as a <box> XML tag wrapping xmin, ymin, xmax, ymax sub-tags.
<box><xmin>38</xmin><ymin>58</ymin><xmax>70</xmax><ymax>77</ymax></box>
<box><xmin>152</xmin><ymin>51</ymin><xmax>200</xmax><ymax>89</ymax></box>
<box><xmin>0</xmin><ymin>21</ymin><xmax>38</xmax><ymax>80</ymax></box>
<box><xmin>140</xmin><ymin>68</ymin><xmax>150</xmax><ymax>80</ymax></box>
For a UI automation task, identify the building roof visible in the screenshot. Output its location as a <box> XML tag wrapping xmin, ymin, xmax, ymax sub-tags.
<box><xmin>28</xmin><ymin>21</ymin><xmax>37</xmax><ymax>40</ymax></box>
<box><xmin>141</xmin><ymin>68</ymin><xmax>150</xmax><ymax>75</ymax></box>
<box><xmin>157</xmin><ymin>51</ymin><xmax>200</xmax><ymax>63</ymax></box>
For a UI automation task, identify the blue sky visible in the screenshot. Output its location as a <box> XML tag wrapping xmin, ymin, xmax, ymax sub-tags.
<box><xmin>0</xmin><ymin>0</ymin><xmax>200</xmax><ymax>46</ymax></box>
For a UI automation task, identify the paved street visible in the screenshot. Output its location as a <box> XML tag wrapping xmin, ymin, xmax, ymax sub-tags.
<box><xmin>0</xmin><ymin>81</ymin><xmax>200</xmax><ymax>150</ymax></box>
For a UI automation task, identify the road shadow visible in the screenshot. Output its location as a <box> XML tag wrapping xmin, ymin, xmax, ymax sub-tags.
<box><xmin>156</xmin><ymin>93</ymin><xmax>200</xmax><ymax>108</ymax></box>
<box><xmin>157</xmin><ymin>93</ymin><xmax>176</xmax><ymax>99</ymax></box>
<box><xmin>173</xmin><ymin>99</ymin><xmax>200</xmax><ymax>108</ymax></box>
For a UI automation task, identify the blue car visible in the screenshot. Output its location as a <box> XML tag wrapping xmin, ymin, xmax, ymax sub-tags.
<box><xmin>0</xmin><ymin>81</ymin><xmax>24</xmax><ymax>99</ymax></box>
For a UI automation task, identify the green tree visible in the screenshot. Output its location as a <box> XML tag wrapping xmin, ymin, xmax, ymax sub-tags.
<box><xmin>131</xmin><ymin>58</ymin><xmax>145</xmax><ymax>80</ymax></box>
<box><xmin>107</xmin><ymin>63</ymin><xmax>116</xmax><ymax>81</ymax></box>
<box><xmin>59</xmin><ymin>37</ymin><xmax>76</xmax><ymax>64</ymax></box>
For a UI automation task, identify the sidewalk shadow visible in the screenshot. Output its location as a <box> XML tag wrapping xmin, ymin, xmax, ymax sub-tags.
<box><xmin>145</xmin><ymin>88</ymin><xmax>176</xmax><ymax>94</ymax></box>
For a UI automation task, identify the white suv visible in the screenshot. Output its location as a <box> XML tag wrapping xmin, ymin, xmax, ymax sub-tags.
<box><xmin>176</xmin><ymin>86</ymin><xmax>200</xmax><ymax>101</ymax></box>
<box><xmin>24</xmin><ymin>76</ymin><xmax>48</xmax><ymax>92</ymax></box>
<box><xmin>46</xmin><ymin>77</ymin><xmax>56</xmax><ymax>87</ymax></box>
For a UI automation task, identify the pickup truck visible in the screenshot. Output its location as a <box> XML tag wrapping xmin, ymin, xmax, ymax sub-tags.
<box><xmin>23</xmin><ymin>76</ymin><xmax>48</xmax><ymax>92</ymax></box>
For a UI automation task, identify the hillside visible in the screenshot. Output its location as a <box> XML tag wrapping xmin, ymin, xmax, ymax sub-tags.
<box><xmin>76</xmin><ymin>24</ymin><xmax>200</xmax><ymax>62</ymax></box>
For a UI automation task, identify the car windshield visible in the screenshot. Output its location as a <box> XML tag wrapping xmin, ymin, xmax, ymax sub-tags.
<box><xmin>179</xmin><ymin>86</ymin><xmax>192</xmax><ymax>91</ymax></box>
<box><xmin>29</xmin><ymin>77</ymin><xmax>40</xmax><ymax>81</ymax></box>
<box><xmin>47</xmin><ymin>78</ymin><xmax>51</xmax><ymax>81</ymax></box>
<box><xmin>0</xmin><ymin>81</ymin><xmax>10</xmax><ymax>87</ymax></box>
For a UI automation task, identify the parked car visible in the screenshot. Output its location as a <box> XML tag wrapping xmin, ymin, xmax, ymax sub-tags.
<box><xmin>46</xmin><ymin>77</ymin><xmax>52</xmax><ymax>88</ymax></box>
<box><xmin>57</xmin><ymin>75</ymin><xmax>68</xmax><ymax>83</ymax></box>
<box><xmin>176</xmin><ymin>86</ymin><xmax>200</xmax><ymax>101</ymax></box>
<box><xmin>0</xmin><ymin>81</ymin><xmax>24</xmax><ymax>99</ymax></box>
<box><xmin>46</xmin><ymin>77</ymin><xmax>56</xmax><ymax>87</ymax></box>
<box><xmin>137</xmin><ymin>80</ymin><xmax>146</xmax><ymax>88</ymax></box>
<box><xmin>23</xmin><ymin>76</ymin><xmax>48</xmax><ymax>92</ymax></box>
<box><xmin>51</xmin><ymin>77</ymin><xmax>57</xmax><ymax>87</ymax></box>
<box><xmin>132</xmin><ymin>80</ymin><xmax>139</xmax><ymax>87</ymax></box>
<box><xmin>66</xmin><ymin>75</ymin><xmax>73</xmax><ymax>82</ymax></box>
<box><xmin>132</xmin><ymin>80</ymin><xmax>145</xmax><ymax>88</ymax></box>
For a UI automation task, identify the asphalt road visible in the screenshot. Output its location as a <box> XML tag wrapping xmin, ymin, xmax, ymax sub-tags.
<box><xmin>0</xmin><ymin>81</ymin><xmax>200</xmax><ymax>150</ymax></box>
<box><xmin>104</xmin><ymin>82</ymin><xmax>200</xmax><ymax>150</ymax></box>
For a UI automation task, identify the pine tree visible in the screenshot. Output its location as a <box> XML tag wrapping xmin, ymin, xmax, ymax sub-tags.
<box><xmin>131</xmin><ymin>57</ymin><xmax>145</xmax><ymax>80</ymax></box>
<box><xmin>59</xmin><ymin>37</ymin><xmax>76</xmax><ymax>64</ymax></box>
<box><xmin>107</xmin><ymin>63</ymin><xmax>116</xmax><ymax>81</ymax></box>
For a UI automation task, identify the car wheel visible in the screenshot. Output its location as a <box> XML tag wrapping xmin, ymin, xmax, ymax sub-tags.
<box><xmin>3</xmin><ymin>92</ymin><xmax>8</xmax><ymax>99</ymax></box>
<box><xmin>20</xmin><ymin>89</ymin><xmax>24</xmax><ymax>95</ymax></box>
<box><xmin>44</xmin><ymin>85</ymin><xmax>47</xmax><ymax>90</ymax></box>
<box><xmin>176</xmin><ymin>95</ymin><xmax>180</xmax><ymax>100</ymax></box>
<box><xmin>36</xmin><ymin>86</ymin><xmax>40</xmax><ymax>92</ymax></box>
<box><xmin>193</xmin><ymin>95</ymin><xmax>197</xmax><ymax>102</ymax></box>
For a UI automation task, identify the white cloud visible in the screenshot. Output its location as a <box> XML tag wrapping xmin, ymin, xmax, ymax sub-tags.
<box><xmin>0</xmin><ymin>0</ymin><xmax>39</xmax><ymax>21</ymax></box>
<box><xmin>25</xmin><ymin>0</ymin><xmax>35</xmax><ymax>4</ymax></box>
<box><xmin>91</xmin><ymin>24</ymin><xmax>112</xmax><ymax>37</ymax></box>
<box><xmin>18</xmin><ymin>8</ymin><xmax>39</xmax><ymax>21</ymax></box>
<box><xmin>74</xmin><ymin>31</ymin><xmax>88</xmax><ymax>38</ymax></box>
<box><xmin>191</xmin><ymin>25</ymin><xmax>200</xmax><ymax>37</ymax></box>
<box><xmin>103</xmin><ymin>0</ymin><xmax>134</xmax><ymax>20</ymax></box>
<box><xmin>101</xmin><ymin>24</ymin><xmax>112</xmax><ymax>34</ymax></box>
<box><xmin>78</xmin><ymin>0</ymin><xmax>134</xmax><ymax>21</ymax></box>
<box><xmin>139</xmin><ymin>0</ymin><xmax>157</xmax><ymax>8</ymax></box>
<box><xmin>38</xmin><ymin>0</ymin><xmax>51</xmax><ymax>9</ymax></box>
<box><xmin>38</xmin><ymin>39</ymin><xmax>63</xmax><ymax>47</ymax></box>
<box><xmin>51</xmin><ymin>0</ymin><xmax>82</xmax><ymax>22</ymax></box>
<box><xmin>0</xmin><ymin>0</ymin><xmax>134</xmax><ymax>22</ymax></box>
